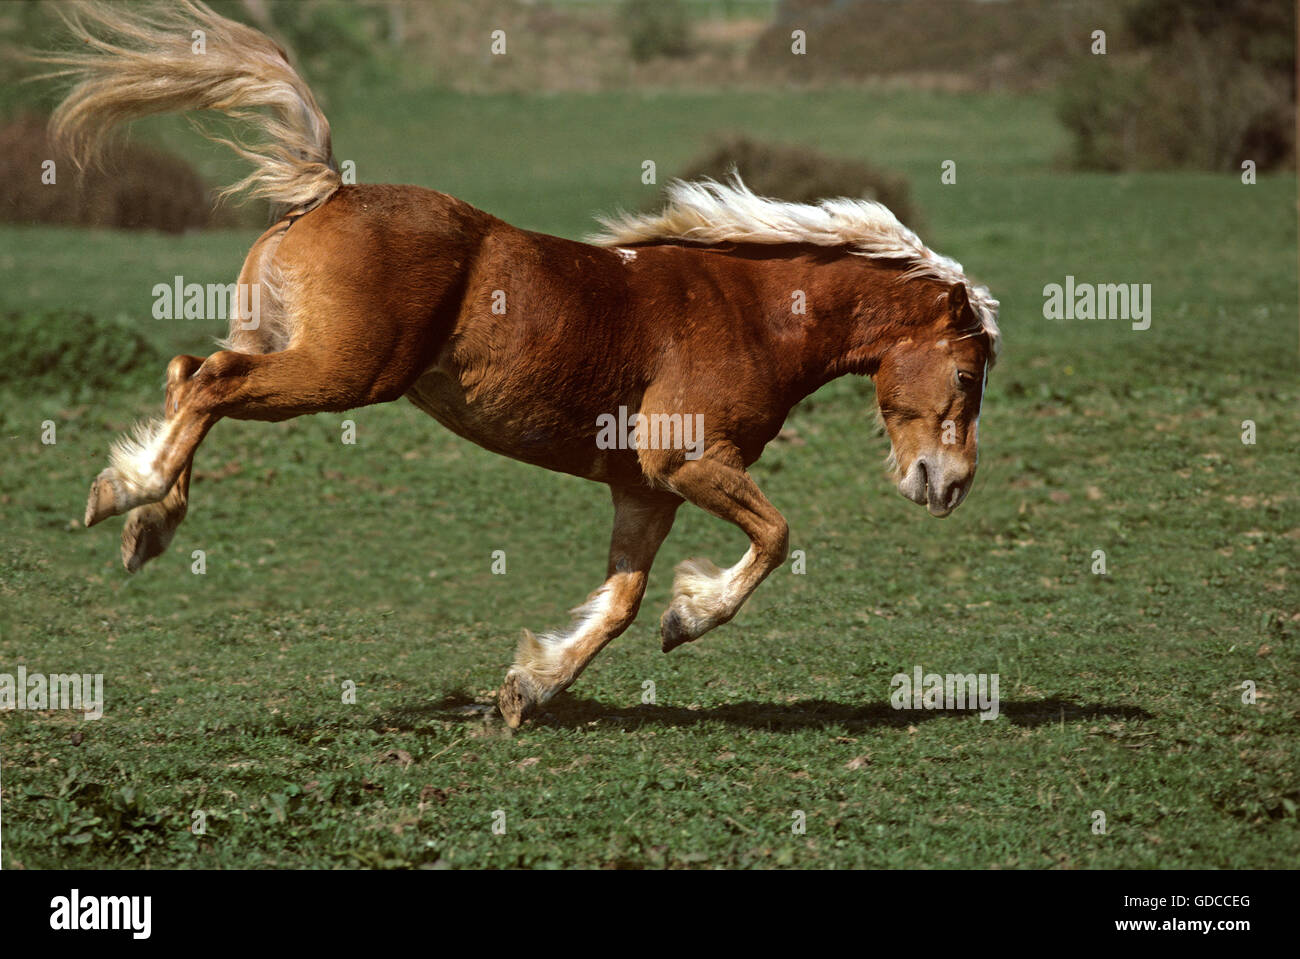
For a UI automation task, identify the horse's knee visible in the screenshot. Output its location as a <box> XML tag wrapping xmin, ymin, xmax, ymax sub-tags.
<box><xmin>763</xmin><ymin>517</ymin><xmax>790</xmax><ymax>567</ymax></box>
<box><xmin>198</xmin><ymin>349</ymin><xmax>252</xmax><ymax>380</ymax></box>
<box><xmin>166</xmin><ymin>354</ymin><xmax>203</xmax><ymax>386</ymax></box>
<box><xmin>164</xmin><ymin>355</ymin><xmax>204</xmax><ymax>414</ymax></box>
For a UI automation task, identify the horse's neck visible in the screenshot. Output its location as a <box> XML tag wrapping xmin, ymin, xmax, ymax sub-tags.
<box><xmin>798</xmin><ymin>270</ymin><xmax>937</xmax><ymax>389</ymax></box>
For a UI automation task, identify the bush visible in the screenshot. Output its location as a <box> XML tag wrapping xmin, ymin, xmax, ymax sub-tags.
<box><xmin>1056</xmin><ymin>60</ymin><xmax>1149</xmax><ymax>172</ymax></box>
<box><xmin>1057</xmin><ymin>0</ymin><xmax>1295</xmax><ymax>172</ymax></box>
<box><xmin>750</xmin><ymin>0</ymin><xmax>1095</xmax><ymax>91</ymax></box>
<box><xmin>0</xmin><ymin>310</ymin><xmax>163</xmax><ymax>400</ymax></box>
<box><xmin>0</xmin><ymin>115</ymin><xmax>217</xmax><ymax>232</ymax></box>
<box><xmin>205</xmin><ymin>0</ymin><xmax>397</xmax><ymax>101</ymax></box>
<box><xmin>1059</xmin><ymin>39</ymin><xmax>1293</xmax><ymax>172</ymax></box>
<box><xmin>667</xmin><ymin>134</ymin><xmax>917</xmax><ymax>226</ymax></box>
<box><xmin>619</xmin><ymin>0</ymin><xmax>691</xmax><ymax>63</ymax></box>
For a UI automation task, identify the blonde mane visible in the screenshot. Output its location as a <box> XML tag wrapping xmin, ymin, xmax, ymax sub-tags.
<box><xmin>590</xmin><ymin>175</ymin><xmax>1000</xmax><ymax>362</ymax></box>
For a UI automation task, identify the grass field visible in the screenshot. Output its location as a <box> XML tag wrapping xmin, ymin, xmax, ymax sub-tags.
<box><xmin>0</xmin><ymin>87</ymin><xmax>1296</xmax><ymax>869</ymax></box>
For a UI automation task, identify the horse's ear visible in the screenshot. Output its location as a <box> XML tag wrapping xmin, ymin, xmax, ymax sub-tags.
<box><xmin>948</xmin><ymin>282</ymin><xmax>969</xmax><ymax>315</ymax></box>
<box><xmin>946</xmin><ymin>282</ymin><xmax>971</xmax><ymax>326</ymax></box>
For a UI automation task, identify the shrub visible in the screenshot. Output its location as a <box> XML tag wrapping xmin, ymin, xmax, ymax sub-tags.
<box><xmin>750</xmin><ymin>0</ymin><xmax>1094</xmax><ymax>91</ymax></box>
<box><xmin>1056</xmin><ymin>60</ymin><xmax>1149</xmax><ymax>172</ymax></box>
<box><xmin>619</xmin><ymin>0</ymin><xmax>691</xmax><ymax>63</ymax></box>
<box><xmin>667</xmin><ymin>134</ymin><xmax>918</xmax><ymax>226</ymax></box>
<box><xmin>1057</xmin><ymin>0</ymin><xmax>1295</xmax><ymax>172</ymax></box>
<box><xmin>0</xmin><ymin>310</ymin><xmax>163</xmax><ymax>400</ymax></box>
<box><xmin>0</xmin><ymin>115</ymin><xmax>216</xmax><ymax>232</ymax></box>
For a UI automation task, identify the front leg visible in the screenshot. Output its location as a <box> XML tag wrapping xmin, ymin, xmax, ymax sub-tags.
<box><xmin>649</xmin><ymin>445</ymin><xmax>790</xmax><ymax>652</ymax></box>
<box><xmin>497</xmin><ymin>486</ymin><xmax>679</xmax><ymax>728</ymax></box>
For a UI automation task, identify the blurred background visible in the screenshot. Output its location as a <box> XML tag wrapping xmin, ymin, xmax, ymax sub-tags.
<box><xmin>0</xmin><ymin>0</ymin><xmax>1293</xmax><ymax>236</ymax></box>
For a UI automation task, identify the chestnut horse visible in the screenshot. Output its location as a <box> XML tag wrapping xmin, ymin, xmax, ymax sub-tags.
<box><xmin>45</xmin><ymin>2</ymin><xmax>1000</xmax><ymax>726</ymax></box>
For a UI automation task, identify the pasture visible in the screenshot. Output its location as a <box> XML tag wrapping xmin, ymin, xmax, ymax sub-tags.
<box><xmin>0</xmin><ymin>86</ymin><xmax>1296</xmax><ymax>868</ymax></box>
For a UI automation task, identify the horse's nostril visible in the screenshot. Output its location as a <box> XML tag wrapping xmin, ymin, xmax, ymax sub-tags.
<box><xmin>946</xmin><ymin>482</ymin><xmax>966</xmax><ymax>508</ymax></box>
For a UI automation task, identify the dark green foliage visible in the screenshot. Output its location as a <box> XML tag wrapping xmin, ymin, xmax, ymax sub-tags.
<box><xmin>620</xmin><ymin>0</ymin><xmax>691</xmax><ymax>63</ymax></box>
<box><xmin>37</xmin><ymin>773</ymin><xmax>168</xmax><ymax>856</ymax></box>
<box><xmin>1057</xmin><ymin>0</ymin><xmax>1295</xmax><ymax>171</ymax></box>
<box><xmin>0</xmin><ymin>309</ymin><xmax>163</xmax><ymax>399</ymax></box>
<box><xmin>204</xmin><ymin>0</ymin><xmax>397</xmax><ymax>102</ymax></box>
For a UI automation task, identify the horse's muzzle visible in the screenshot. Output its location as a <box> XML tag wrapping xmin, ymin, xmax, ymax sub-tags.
<box><xmin>898</xmin><ymin>457</ymin><xmax>970</xmax><ymax>518</ymax></box>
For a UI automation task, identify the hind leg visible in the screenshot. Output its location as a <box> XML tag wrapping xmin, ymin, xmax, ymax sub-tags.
<box><xmin>87</xmin><ymin>220</ymin><xmax>293</xmax><ymax>531</ymax></box>
<box><xmin>84</xmin><ymin>350</ymin><xmax>218</xmax><ymax>528</ymax></box>
<box><xmin>118</xmin><ymin>354</ymin><xmax>202</xmax><ymax>571</ymax></box>
<box><xmin>86</xmin><ymin>343</ymin><xmax>417</xmax><ymax>568</ymax></box>
<box><xmin>118</xmin><ymin>455</ymin><xmax>196</xmax><ymax>572</ymax></box>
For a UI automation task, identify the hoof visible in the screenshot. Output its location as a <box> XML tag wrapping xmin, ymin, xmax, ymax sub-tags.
<box><xmin>660</xmin><ymin>607</ymin><xmax>692</xmax><ymax>653</ymax></box>
<box><xmin>121</xmin><ymin>502</ymin><xmax>183</xmax><ymax>573</ymax></box>
<box><xmin>497</xmin><ymin>669</ymin><xmax>538</xmax><ymax>729</ymax></box>
<box><xmin>85</xmin><ymin>468</ymin><xmax>128</xmax><ymax>527</ymax></box>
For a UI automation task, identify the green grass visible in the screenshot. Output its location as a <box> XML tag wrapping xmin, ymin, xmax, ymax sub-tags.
<box><xmin>0</xmin><ymin>88</ymin><xmax>1296</xmax><ymax>869</ymax></box>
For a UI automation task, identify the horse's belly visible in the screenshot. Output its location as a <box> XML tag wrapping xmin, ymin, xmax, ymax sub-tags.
<box><xmin>404</xmin><ymin>369</ymin><xmax>484</xmax><ymax>438</ymax></box>
<box><xmin>404</xmin><ymin>369</ymin><xmax>615</xmax><ymax>481</ymax></box>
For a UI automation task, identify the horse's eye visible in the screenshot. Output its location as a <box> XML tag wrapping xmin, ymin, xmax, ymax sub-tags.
<box><xmin>956</xmin><ymin>370</ymin><xmax>976</xmax><ymax>387</ymax></box>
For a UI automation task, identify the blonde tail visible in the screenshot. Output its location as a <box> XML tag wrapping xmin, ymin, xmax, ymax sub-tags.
<box><xmin>36</xmin><ymin>0</ymin><xmax>340</xmax><ymax>213</ymax></box>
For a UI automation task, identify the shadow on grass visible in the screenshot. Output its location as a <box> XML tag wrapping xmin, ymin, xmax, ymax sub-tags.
<box><xmin>397</xmin><ymin>690</ymin><xmax>1152</xmax><ymax>733</ymax></box>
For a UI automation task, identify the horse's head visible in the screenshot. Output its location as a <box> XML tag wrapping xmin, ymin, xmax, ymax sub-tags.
<box><xmin>875</xmin><ymin>282</ymin><xmax>996</xmax><ymax>518</ymax></box>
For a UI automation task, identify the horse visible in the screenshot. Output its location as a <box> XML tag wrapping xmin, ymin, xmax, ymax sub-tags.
<box><xmin>42</xmin><ymin>1</ymin><xmax>1000</xmax><ymax>727</ymax></box>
